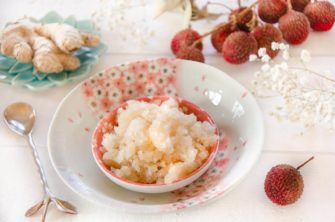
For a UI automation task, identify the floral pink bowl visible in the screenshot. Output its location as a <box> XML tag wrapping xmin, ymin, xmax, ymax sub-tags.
<box><xmin>92</xmin><ymin>96</ymin><xmax>220</xmax><ymax>193</ymax></box>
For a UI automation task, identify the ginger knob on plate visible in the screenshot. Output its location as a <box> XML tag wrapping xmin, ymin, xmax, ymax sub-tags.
<box><xmin>0</xmin><ymin>19</ymin><xmax>100</xmax><ymax>74</ymax></box>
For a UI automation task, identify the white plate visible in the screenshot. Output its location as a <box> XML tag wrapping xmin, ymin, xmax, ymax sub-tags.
<box><xmin>48</xmin><ymin>58</ymin><xmax>264</xmax><ymax>213</ymax></box>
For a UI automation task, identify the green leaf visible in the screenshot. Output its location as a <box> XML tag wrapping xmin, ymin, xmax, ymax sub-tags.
<box><xmin>8</xmin><ymin>62</ymin><xmax>33</xmax><ymax>74</ymax></box>
<box><xmin>39</xmin><ymin>11</ymin><xmax>63</xmax><ymax>24</ymax></box>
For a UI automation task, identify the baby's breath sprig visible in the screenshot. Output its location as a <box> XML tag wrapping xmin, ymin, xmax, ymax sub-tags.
<box><xmin>250</xmin><ymin>42</ymin><xmax>335</xmax><ymax>128</ymax></box>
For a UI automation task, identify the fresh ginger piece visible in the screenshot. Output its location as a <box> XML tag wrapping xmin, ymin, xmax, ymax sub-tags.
<box><xmin>0</xmin><ymin>19</ymin><xmax>100</xmax><ymax>73</ymax></box>
<box><xmin>0</xmin><ymin>21</ymin><xmax>34</xmax><ymax>62</ymax></box>
<box><xmin>32</xmin><ymin>36</ymin><xmax>80</xmax><ymax>73</ymax></box>
<box><xmin>35</xmin><ymin>23</ymin><xmax>100</xmax><ymax>54</ymax></box>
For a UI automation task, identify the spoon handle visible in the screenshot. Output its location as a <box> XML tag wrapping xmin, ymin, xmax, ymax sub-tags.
<box><xmin>27</xmin><ymin>133</ymin><xmax>52</xmax><ymax>197</ymax></box>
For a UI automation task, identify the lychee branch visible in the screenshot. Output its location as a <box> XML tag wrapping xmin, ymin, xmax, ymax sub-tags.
<box><xmin>190</xmin><ymin>1</ymin><xmax>259</xmax><ymax>48</ymax></box>
<box><xmin>291</xmin><ymin>67</ymin><xmax>335</xmax><ymax>83</ymax></box>
<box><xmin>296</xmin><ymin>156</ymin><xmax>314</xmax><ymax>170</ymax></box>
<box><xmin>206</xmin><ymin>1</ymin><xmax>233</xmax><ymax>11</ymax></box>
<box><xmin>238</xmin><ymin>0</ymin><xmax>241</xmax><ymax>8</ymax></box>
<box><xmin>287</xmin><ymin>0</ymin><xmax>293</xmax><ymax>10</ymax></box>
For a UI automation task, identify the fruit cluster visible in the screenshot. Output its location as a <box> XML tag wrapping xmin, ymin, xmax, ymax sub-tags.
<box><xmin>170</xmin><ymin>0</ymin><xmax>335</xmax><ymax>64</ymax></box>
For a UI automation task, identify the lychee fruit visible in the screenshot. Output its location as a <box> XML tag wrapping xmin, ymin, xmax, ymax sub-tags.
<box><xmin>211</xmin><ymin>23</ymin><xmax>235</xmax><ymax>53</ymax></box>
<box><xmin>291</xmin><ymin>0</ymin><xmax>310</xmax><ymax>12</ymax></box>
<box><xmin>279</xmin><ymin>10</ymin><xmax>310</xmax><ymax>44</ymax></box>
<box><xmin>170</xmin><ymin>28</ymin><xmax>203</xmax><ymax>55</ymax></box>
<box><xmin>304</xmin><ymin>1</ymin><xmax>335</xmax><ymax>31</ymax></box>
<box><xmin>264</xmin><ymin>156</ymin><xmax>314</xmax><ymax>205</ymax></box>
<box><xmin>252</xmin><ymin>24</ymin><xmax>283</xmax><ymax>58</ymax></box>
<box><xmin>229</xmin><ymin>7</ymin><xmax>257</xmax><ymax>32</ymax></box>
<box><xmin>258</xmin><ymin>0</ymin><xmax>287</xmax><ymax>24</ymax></box>
<box><xmin>222</xmin><ymin>31</ymin><xmax>258</xmax><ymax>64</ymax></box>
<box><xmin>176</xmin><ymin>47</ymin><xmax>205</xmax><ymax>63</ymax></box>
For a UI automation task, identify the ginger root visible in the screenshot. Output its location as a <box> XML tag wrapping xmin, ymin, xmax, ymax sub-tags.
<box><xmin>0</xmin><ymin>19</ymin><xmax>100</xmax><ymax>74</ymax></box>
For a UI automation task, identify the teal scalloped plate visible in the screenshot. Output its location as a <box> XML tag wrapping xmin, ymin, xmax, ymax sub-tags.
<box><xmin>0</xmin><ymin>11</ymin><xmax>107</xmax><ymax>91</ymax></box>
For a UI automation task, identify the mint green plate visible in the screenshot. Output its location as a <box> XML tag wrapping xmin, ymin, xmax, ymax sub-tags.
<box><xmin>0</xmin><ymin>11</ymin><xmax>107</xmax><ymax>91</ymax></box>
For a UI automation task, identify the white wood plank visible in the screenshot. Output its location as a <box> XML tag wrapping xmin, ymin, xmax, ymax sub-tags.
<box><xmin>0</xmin><ymin>146</ymin><xmax>334</xmax><ymax>221</ymax></box>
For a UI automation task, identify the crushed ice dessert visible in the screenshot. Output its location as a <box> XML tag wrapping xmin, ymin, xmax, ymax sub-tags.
<box><xmin>101</xmin><ymin>98</ymin><xmax>218</xmax><ymax>184</ymax></box>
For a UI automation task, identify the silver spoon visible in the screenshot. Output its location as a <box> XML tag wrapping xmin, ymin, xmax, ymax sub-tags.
<box><xmin>4</xmin><ymin>102</ymin><xmax>77</xmax><ymax>222</ymax></box>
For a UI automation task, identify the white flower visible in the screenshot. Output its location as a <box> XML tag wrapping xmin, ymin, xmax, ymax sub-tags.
<box><xmin>252</xmin><ymin>39</ymin><xmax>335</xmax><ymax>129</ymax></box>
<box><xmin>279</xmin><ymin>62</ymin><xmax>288</xmax><ymax>71</ymax></box>
<box><xmin>279</xmin><ymin>43</ymin><xmax>289</xmax><ymax>51</ymax></box>
<box><xmin>261</xmin><ymin>64</ymin><xmax>270</xmax><ymax>72</ymax></box>
<box><xmin>271</xmin><ymin>42</ymin><xmax>280</xmax><ymax>50</ymax></box>
<box><xmin>300</xmin><ymin>49</ymin><xmax>311</xmax><ymax>63</ymax></box>
<box><xmin>144</xmin><ymin>83</ymin><xmax>157</xmax><ymax>96</ymax></box>
<box><xmin>283</xmin><ymin>50</ymin><xmax>290</xmax><ymax>60</ymax></box>
<box><xmin>258</xmin><ymin>48</ymin><xmax>267</xmax><ymax>57</ymax></box>
<box><xmin>249</xmin><ymin>54</ymin><xmax>258</xmax><ymax>62</ymax></box>
<box><xmin>108</xmin><ymin>88</ymin><xmax>122</xmax><ymax>101</ymax></box>
<box><xmin>123</xmin><ymin>71</ymin><xmax>136</xmax><ymax>85</ymax></box>
<box><xmin>261</xmin><ymin>54</ymin><xmax>271</xmax><ymax>63</ymax></box>
<box><xmin>164</xmin><ymin>84</ymin><xmax>177</xmax><ymax>96</ymax></box>
<box><xmin>107</xmin><ymin>68</ymin><xmax>121</xmax><ymax>79</ymax></box>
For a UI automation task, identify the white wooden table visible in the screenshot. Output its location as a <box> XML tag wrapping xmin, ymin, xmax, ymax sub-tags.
<box><xmin>1</xmin><ymin>0</ymin><xmax>335</xmax><ymax>221</ymax></box>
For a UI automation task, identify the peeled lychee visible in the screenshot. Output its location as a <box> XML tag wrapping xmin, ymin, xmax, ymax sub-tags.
<box><xmin>279</xmin><ymin>10</ymin><xmax>310</xmax><ymax>44</ymax></box>
<box><xmin>176</xmin><ymin>47</ymin><xmax>205</xmax><ymax>63</ymax></box>
<box><xmin>222</xmin><ymin>31</ymin><xmax>258</xmax><ymax>64</ymax></box>
<box><xmin>252</xmin><ymin>24</ymin><xmax>283</xmax><ymax>58</ymax></box>
<box><xmin>264</xmin><ymin>157</ymin><xmax>314</xmax><ymax>205</ymax></box>
<box><xmin>211</xmin><ymin>23</ymin><xmax>235</xmax><ymax>53</ymax></box>
<box><xmin>291</xmin><ymin>0</ymin><xmax>310</xmax><ymax>12</ymax></box>
<box><xmin>304</xmin><ymin>1</ymin><xmax>335</xmax><ymax>31</ymax></box>
<box><xmin>229</xmin><ymin>7</ymin><xmax>256</xmax><ymax>32</ymax></box>
<box><xmin>170</xmin><ymin>28</ymin><xmax>203</xmax><ymax>55</ymax></box>
<box><xmin>258</xmin><ymin>0</ymin><xmax>287</xmax><ymax>24</ymax></box>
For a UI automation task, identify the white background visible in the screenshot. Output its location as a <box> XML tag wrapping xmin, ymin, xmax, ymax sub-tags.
<box><xmin>0</xmin><ymin>0</ymin><xmax>335</xmax><ymax>221</ymax></box>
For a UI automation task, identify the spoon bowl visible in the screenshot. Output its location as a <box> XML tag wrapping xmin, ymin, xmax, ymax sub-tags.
<box><xmin>4</xmin><ymin>102</ymin><xmax>35</xmax><ymax>136</ymax></box>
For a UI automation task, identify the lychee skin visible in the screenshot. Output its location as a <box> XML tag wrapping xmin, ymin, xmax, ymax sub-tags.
<box><xmin>258</xmin><ymin>0</ymin><xmax>287</xmax><ymax>24</ymax></box>
<box><xmin>229</xmin><ymin>7</ymin><xmax>256</xmax><ymax>32</ymax></box>
<box><xmin>291</xmin><ymin>0</ymin><xmax>310</xmax><ymax>12</ymax></box>
<box><xmin>252</xmin><ymin>24</ymin><xmax>283</xmax><ymax>58</ymax></box>
<box><xmin>176</xmin><ymin>47</ymin><xmax>205</xmax><ymax>63</ymax></box>
<box><xmin>171</xmin><ymin>28</ymin><xmax>203</xmax><ymax>55</ymax></box>
<box><xmin>304</xmin><ymin>1</ymin><xmax>335</xmax><ymax>31</ymax></box>
<box><xmin>211</xmin><ymin>23</ymin><xmax>235</xmax><ymax>53</ymax></box>
<box><xmin>222</xmin><ymin>31</ymin><xmax>258</xmax><ymax>64</ymax></box>
<box><xmin>279</xmin><ymin>10</ymin><xmax>310</xmax><ymax>45</ymax></box>
<box><xmin>264</xmin><ymin>164</ymin><xmax>304</xmax><ymax>205</ymax></box>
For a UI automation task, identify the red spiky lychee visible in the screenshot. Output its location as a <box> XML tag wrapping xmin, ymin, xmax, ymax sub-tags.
<box><xmin>170</xmin><ymin>28</ymin><xmax>203</xmax><ymax>55</ymax></box>
<box><xmin>211</xmin><ymin>23</ymin><xmax>235</xmax><ymax>53</ymax></box>
<box><xmin>279</xmin><ymin>10</ymin><xmax>310</xmax><ymax>44</ymax></box>
<box><xmin>291</xmin><ymin>0</ymin><xmax>310</xmax><ymax>12</ymax></box>
<box><xmin>252</xmin><ymin>24</ymin><xmax>283</xmax><ymax>58</ymax></box>
<box><xmin>258</xmin><ymin>0</ymin><xmax>287</xmax><ymax>24</ymax></box>
<box><xmin>304</xmin><ymin>1</ymin><xmax>335</xmax><ymax>31</ymax></box>
<box><xmin>222</xmin><ymin>31</ymin><xmax>258</xmax><ymax>64</ymax></box>
<box><xmin>264</xmin><ymin>157</ymin><xmax>314</xmax><ymax>205</ymax></box>
<box><xmin>176</xmin><ymin>47</ymin><xmax>205</xmax><ymax>63</ymax></box>
<box><xmin>229</xmin><ymin>7</ymin><xmax>257</xmax><ymax>32</ymax></box>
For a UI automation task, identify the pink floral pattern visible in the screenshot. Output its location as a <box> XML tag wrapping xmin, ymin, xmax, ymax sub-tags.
<box><xmin>80</xmin><ymin>58</ymin><xmax>245</xmax><ymax>212</ymax></box>
<box><xmin>81</xmin><ymin>58</ymin><xmax>178</xmax><ymax>118</ymax></box>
